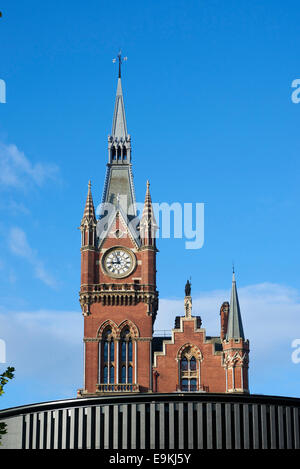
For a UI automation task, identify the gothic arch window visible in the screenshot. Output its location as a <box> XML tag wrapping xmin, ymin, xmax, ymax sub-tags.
<box><xmin>98</xmin><ymin>319</ymin><xmax>138</xmax><ymax>389</ymax></box>
<box><xmin>190</xmin><ymin>356</ymin><xmax>196</xmax><ymax>371</ymax></box>
<box><xmin>120</xmin><ymin>327</ymin><xmax>133</xmax><ymax>384</ymax></box>
<box><xmin>178</xmin><ymin>345</ymin><xmax>201</xmax><ymax>392</ymax></box>
<box><xmin>102</xmin><ymin>327</ymin><xmax>115</xmax><ymax>385</ymax></box>
<box><xmin>111</xmin><ymin>146</ymin><xmax>116</xmax><ymax>160</ymax></box>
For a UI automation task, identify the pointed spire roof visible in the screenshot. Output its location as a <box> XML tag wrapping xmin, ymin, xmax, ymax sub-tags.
<box><xmin>226</xmin><ymin>270</ymin><xmax>245</xmax><ymax>340</ymax></box>
<box><xmin>81</xmin><ymin>180</ymin><xmax>96</xmax><ymax>225</ymax></box>
<box><xmin>102</xmin><ymin>67</ymin><xmax>136</xmax><ymax>222</ymax></box>
<box><xmin>140</xmin><ymin>180</ymin><xmax>157</xmax><ymax>228</ymax></box>
<box><xmin>111</xmin><ymin>77</ymin><xmax>127</xmax><ymax>138</ymax></box>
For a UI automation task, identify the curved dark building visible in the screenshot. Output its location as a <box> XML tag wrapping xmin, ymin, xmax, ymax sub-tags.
<box><xmin>0</xmin><ymin>393</ymin><xmax>299</xmax><ymax>449</ymax></box>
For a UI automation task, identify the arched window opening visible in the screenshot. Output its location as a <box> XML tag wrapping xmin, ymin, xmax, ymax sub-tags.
<box><xmin>128</xmin><ymin>340</ymin><xmax>132</xmax><ymax>362</ymax></box>
<box><xmin>120</xmin><ymin>328</ymin><xmax>134</xmax><ymax>385</ymax></box>
<box><xmin>121</xmin><ymin>341</ymin><xmax>126</xmax><ymax>362</ymax></box>
<box><xmin>190</xmin><ymin>356</ymin><xmax>196</xmax><ymax>371</ymax></box>
<box><xmin>110</xmin><ymin>341</ymin><xmax>115</xmax><ymax>361</ymax></box>
<box><xmin>104</xmin><ymin>341</ymin><xmax>108</xmax><ymax>362</ymax></box>
<box><xmin>181</xmin><ymin>357</ymin><xmax>188</xmax><ymax>371</ymax></box>
<box><xmin>111</xmin><ymin>147</ymin><xmax>116</xmax><ymax>160</ymax></box>
<box><xmin>102</xmin><ymin>327</ymin><xmax>115</xmax><ymax>385</ymax></box>
<box><xmin>179</xmin><ymin>348</ymin><xmax>199</xmax><ymax>392</ymax></box>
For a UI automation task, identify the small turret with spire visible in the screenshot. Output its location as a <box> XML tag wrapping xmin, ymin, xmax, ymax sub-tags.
<box><xmin>79</xmin><ymin>181</ymin><xmax>98</xmax><ymax>315</ymax></box>
<box><xmin>80</xmin><ymin>180</ymin><xmax>97</xmax><ymax>248</ymax></box>
<box><xmin>226</xmin><ymin>268</ymin><xmax>245</xmax><ymax>341</ymax></box>
<box><xmin>140</xmin><ymin>180</ymin><xmax>158</xmax><ymax>248</ymax></box>
<box><xmin>223</xmin><ymin>269</ymin><xmax>249</xmax><ymax>393</ymax></box>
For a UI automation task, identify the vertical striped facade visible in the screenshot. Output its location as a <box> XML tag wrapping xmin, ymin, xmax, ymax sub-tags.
<box><xmin>1</xmin><ymin>393</ymin><xmax>299</xmax><ymax>449</ymax></box>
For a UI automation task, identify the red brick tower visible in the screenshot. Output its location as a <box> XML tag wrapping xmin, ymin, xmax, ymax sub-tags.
<box><xmin>77</xmin><ymin>58</ymin><xmax>249</xmax><ymax>397</ymax></box>
<box><xmin>78</xmin><ymin>62</ymin><xmax>158</xmax><ymax>396</ymax></box>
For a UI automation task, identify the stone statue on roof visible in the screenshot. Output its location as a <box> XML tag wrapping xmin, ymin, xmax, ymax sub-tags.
<box><xmin>185</xmin><ymin>279</ymin><xmax>191</xmax><ymax>297</ymax></box>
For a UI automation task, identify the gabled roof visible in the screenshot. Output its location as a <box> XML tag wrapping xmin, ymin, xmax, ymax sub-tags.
<box><xmin>97</xmin><ymin>204</ymin><xmax>141</xmax><ymax>250</ymax></box>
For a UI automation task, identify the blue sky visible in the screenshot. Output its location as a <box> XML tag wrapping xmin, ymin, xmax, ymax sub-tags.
<box><xmin>0</xmin><ymin>0</ymin><xmax>300</xmax><ymax>408</ymax></box>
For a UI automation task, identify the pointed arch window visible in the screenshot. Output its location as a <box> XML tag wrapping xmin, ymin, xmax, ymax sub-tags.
<box><xmin>190</xmin><ymin>356</ymin><xmax>196</xmax><ymax>371</ymax></box>
<box><xmin>102</xmin><ymin>327</ymin><xmax>115</xmax><ymax>384</ymax></box>
<box><xmin>181</xmin><ymin>357</ymin><xmax>188</xmax><ymax>371</ymax></box>
<box><xmin>120</xmin><ymin>328</ymin><xmax>133</xmax><ymax>384</ymax></box>
<box><xmin>179</xmin><ymin>347</ymin><xmax>200</xmax><ymax>392</ymax></box>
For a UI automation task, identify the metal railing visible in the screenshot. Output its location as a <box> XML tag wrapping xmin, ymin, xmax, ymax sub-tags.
<box><xmin>96</xmin><ymin>383</ymin><xmax>140</xmax><ymax>393</ymax></box>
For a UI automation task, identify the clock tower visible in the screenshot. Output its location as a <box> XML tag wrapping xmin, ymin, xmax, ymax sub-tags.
<box><xmin>78</xmin><ymin>61</ymin><xmax>158</xmax><ymax>396</ymax></box>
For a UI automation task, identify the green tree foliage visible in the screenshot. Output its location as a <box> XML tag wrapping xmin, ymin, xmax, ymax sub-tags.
<box><xmin>0</xmin><ymin>367</ymin><xmax>15</xmax><ymax>442</ymax></box>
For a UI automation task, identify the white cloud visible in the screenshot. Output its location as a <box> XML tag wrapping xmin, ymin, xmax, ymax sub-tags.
<box><xmin>0</xmin><ymin>282</ymin><xmax>299</xmax><ymax>407</ymax></box>
<box><xmin>156</xmin><ymin>282</ymin><xmax>300</xmax><ymax>357</ymax></box>
<box><xmin>156</xmin><ymin>282</ymin><xmax>300</xmax><ymax>395</ymax></box>
<box><xmin>9</xmin><ymin>226</ymin><xmax>34</xmax><ymax>259</ymax></box>
<box><xmin>0</xmin><ymin>142</ymin><xmax>59</xmax><ymax>189</ymax></box>
<box><xmin>8</xmin><ymin>227</ymin><xmax>57</xmax><ymax>288</ymax></box>
<box><xmin>0</xmin><ymin>309</ymin><xmax>82</xmax><ymax>404</ymax></box>
<box><xmin>0</xmin><ymin>200</ymin><xmax>30</xmax><ymax>215</ymax></box>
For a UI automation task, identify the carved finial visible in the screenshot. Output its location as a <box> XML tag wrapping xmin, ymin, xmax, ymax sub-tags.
<box><xmin>112</xmin><ymin>50</ymin><xmax>127</xmax><ymax>79</ymax></box>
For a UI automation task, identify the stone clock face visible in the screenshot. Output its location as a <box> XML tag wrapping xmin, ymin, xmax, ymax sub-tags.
<box><xmin>102</xmin><ymin>248</ymin><xmax>135</xmax><ymax>278</ymax></box>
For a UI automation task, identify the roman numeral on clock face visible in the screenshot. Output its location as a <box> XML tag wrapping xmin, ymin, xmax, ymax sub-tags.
<box><xmin>104</xmin><ymin>248</ymin><xmax>134</xmax><ymax>277</ymax></box>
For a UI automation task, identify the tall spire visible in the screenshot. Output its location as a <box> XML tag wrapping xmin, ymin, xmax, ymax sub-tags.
<box><xmin>226</xmin><ymin>270</ymin><xmax>245</xmax><ymax>340</ymax></box>
<box><xmin>111</xmin><ymin>51</ymin><xmax>128</xmax><ymax>138</ymax></box>
<box><xmin>111</xmin><ymin>77</ymin><xmax>127</xmax><ymax>139</ymax></box>
<box><xmin>100</xmin><ymin>54</ymin><xmax>136</xmax><ymax>223</ymax></box>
